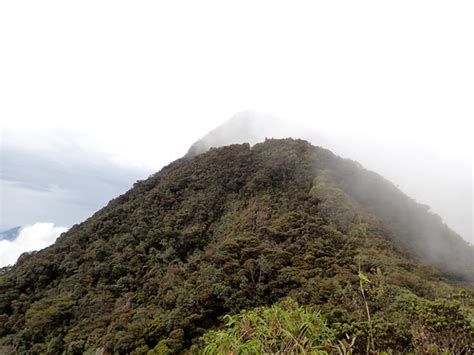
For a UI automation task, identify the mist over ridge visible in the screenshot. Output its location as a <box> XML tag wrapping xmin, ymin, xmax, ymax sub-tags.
<box><xmin>187</xmin><ymin>111</ymin><xmax>473</xmax><ymax>245</ymax></box>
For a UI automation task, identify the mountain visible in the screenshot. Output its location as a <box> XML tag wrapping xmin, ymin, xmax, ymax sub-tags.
<box><xmin>0</xmin><ymin>227</ymin><xmax>20</xmax><ymax>242</ymax></box>
<box><xmin>0</xmin><ymin>139</ymin><xmax>473</xmax><ymax>354</ymax></box>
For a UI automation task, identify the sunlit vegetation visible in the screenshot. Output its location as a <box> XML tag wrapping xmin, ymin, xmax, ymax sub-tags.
<box><xmin>0</xmin><ymin>139</ymin><xmax>472</xmax><ymax>353</ymax></box>
<box><xmin>199</xmin><ymin>298</ymin><xmax>335</xmax><ymax>354</ymax></box>
<box><xmin>199</xmin><ymin>294</ymin><xmax>473</xmax><ymax>354</ymax></box>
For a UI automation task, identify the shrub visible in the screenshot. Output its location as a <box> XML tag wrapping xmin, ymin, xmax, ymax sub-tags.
<box><xmin>25</xmin><ymin>293</ymin><xmax>75</xmax><ymax>343</ymax></box>
<box><xmin>200</xmin><ymin>298</ymin><xmax>335</xmax><ymax>354</ymax></box>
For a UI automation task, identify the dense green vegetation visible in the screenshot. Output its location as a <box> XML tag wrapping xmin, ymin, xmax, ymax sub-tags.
<box><xmin>199</xmin><ymin>298</ymin><xmax>336</xmax><ymax>354</ymax></box>
<box><xmin>0</xmin><ymin>139</ymin><xmax>473</xmax><ymax>353</ymax></box>
<box><xmin>198</xmin><ymin>294</ymin><xmax>473</xmax><ymax>354</ymax></box>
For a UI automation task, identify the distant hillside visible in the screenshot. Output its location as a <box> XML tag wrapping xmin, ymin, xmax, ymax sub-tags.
<box><xmin>0</xmin><ymin>139</ymin><xmax>472</xmax><ymax>354</ymax></box>
<box><xmin>0</xmin><ymin>227</ymin><xmax>20</xmax><ymax>242</ymax></box>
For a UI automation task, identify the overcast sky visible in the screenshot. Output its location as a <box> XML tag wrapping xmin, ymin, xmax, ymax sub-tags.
<box><xmin>0</xmin><ymin>1</ymin><xmax>473</xmax><ymax>265</ymax></box>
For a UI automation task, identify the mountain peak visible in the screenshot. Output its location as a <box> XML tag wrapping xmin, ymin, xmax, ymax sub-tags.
<box><xmin>186</xmin><ymin>111</ymin><xmax>326</xmax><ymax>158</ymax></box>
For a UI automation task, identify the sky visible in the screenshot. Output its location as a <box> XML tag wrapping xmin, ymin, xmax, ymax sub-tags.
<box><xmin>0</xmin><ymin>1</ymin><xmax>473</xmax><ymax>266</ymax></box>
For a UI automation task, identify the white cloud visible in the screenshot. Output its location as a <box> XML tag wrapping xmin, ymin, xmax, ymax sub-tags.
<box><xmin>1</xmin><ymin>1</ymin><xmax>472</xmax><ymax>169</ymax></box>
<box><xmin>0</xmin><ymin>223</ymin><xmax>68</xmax><ymax>267</ymax></box>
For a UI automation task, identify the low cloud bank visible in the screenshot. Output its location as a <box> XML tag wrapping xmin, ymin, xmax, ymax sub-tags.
<box><xmin>0</xmin><ymin>223</ymin><xmax>68</xmax><ymax>267</ymax></box>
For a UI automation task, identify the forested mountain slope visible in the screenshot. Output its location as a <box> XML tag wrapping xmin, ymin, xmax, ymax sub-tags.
<box><xmin>0</xmin><ymin>139</ymin><xmax>472</xmax><ymax>354</ymax></box>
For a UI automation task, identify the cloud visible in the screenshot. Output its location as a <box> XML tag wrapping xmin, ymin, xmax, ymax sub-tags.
<box><xmin>0</xmin><ymin>223</ymin><xmax>68</xmax><ymax>267</ymax></box>
<box><xmin>1</xmin><ymin>1</ymin><xmax>472</xmax><ymax>243</ymax></box>
<box><xmin>0</xmin><ymin>135</ymin><xmax>152</xmax><ymax>232</ymax></box>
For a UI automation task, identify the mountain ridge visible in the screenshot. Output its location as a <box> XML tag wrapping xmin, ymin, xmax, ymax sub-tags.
<box><xmin>0</xmin><ymin>138</ymin><xmax>472</xmax><ymax>353</ymax></box>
